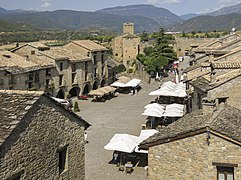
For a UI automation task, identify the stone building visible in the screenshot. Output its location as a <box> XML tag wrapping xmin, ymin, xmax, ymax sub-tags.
<box><xmin>140</xmin><ymin>105</ymin><xmax>241</xmax><ymax>180</ymax></box>
<box><xmin>0</xmin><ymin>50</ymin><xmax>55</xmax><ymax>91</ymax></box>
<box><xmin>111</xmin><ymin>23</ymin><xmax>141</xmax><ymax>69</ymax></box>
<box><xmin>0</xmin><ymin>90</ymin><xmax>90</xmax><ymax>179</ymax></box>
<box><xmin>188</xmin><ymin>62</ymin><xmax>241</xmax><ymax>111</ymax></box>
<box><xmin>64</xmin><ymin>40</ymin><xmax>109</xmax><ymax>93</ymax></box>
<box><xmin>11</xmin><ymin>42</ymin><xmax>93</xmax><ymax>98</ymax></box>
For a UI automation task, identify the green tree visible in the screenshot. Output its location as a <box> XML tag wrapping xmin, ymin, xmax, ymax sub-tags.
<box><xmin>137</xmin><ymin>28</ymin><xmax>177</xmax><ymax>74</ymax></box>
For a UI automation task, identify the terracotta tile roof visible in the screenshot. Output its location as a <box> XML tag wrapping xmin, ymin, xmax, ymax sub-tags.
<box><xmin>140</xmin><ymin>106</ymin><xmax>241</xmax><ymax>148</ymax></box>
<box><xmin>71</xmin><ymin>40</ymin><xmax>107</xmax><ymax>51</ymax></box>
<box><xmin>0</xmin><ymin>90</ymin><xmax>43</xmax><ymax>146</ymax></box>
<box><xmin>28</xmin><ymin>42</ymin><xmax>49</xmax><ymax>49</ymax></box>
<box><xmin>0</xmin><ymin>51</ymin><xmax>39</xmax><ymax>69</ymax></box>
<box><xmin>212</xmin><ymin>62</ymin><xmax>241</xmax><ymax>69</ymax></box>
<box><xmin>39</xmin><ymin>47</ymin><xmax>91</xmax><ymax>62</ymax></box>
<box><xmin>190</xmin><ymin>69</ymin><xmax>241</xmax><ymax>92</ymax></box>
<box><xmin>0</xmin><ymin>90</ymin><xmax>91</xmax><ymax>147</ymax></box>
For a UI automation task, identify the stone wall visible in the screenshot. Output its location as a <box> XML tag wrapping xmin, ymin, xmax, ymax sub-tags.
<box><xmin>148</xmin><ymin>133</ymin><xmax>241</xmax><ymax>180</ymax></box>
<box><xmin>174</xmin><ymin>37</ymin><xmax>215</xmax><ymax>57</ymax></box>
<box><xmin>0</xmin><ymin>96</ymin><xmax>85</xmax><ymax>179</ymax></box>
<box><xmin>208</xmin><ymin>75</ymin><xmax>241</xmax><ymax>110</ymax></box>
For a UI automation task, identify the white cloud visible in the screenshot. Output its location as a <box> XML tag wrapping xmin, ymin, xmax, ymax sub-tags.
<box><xmin>41</xmin><ymin>0</ymin><xmax>52</xmax><ymax>8</ymax></box>
<box><xmin>147</xmin><ymin>0</ymin><xmax>181</xmax><ymax>5</ymax></box>
<box><xmin>218</xmin><ymin>0</ymin><xmax>240</xmax><ymax>8</ymax></box>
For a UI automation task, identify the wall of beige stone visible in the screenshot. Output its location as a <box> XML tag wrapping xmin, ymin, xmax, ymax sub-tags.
<box><xmin>112</xmin><ymin>36</ymin><xmax>123</xmax><ymax>62</ymax></box>
<box><xmin>0</xmin><ymin>96</ymin><xmax>86</xmax><ymax>179</ymax></box>
<box><xmin>208</xmin><ymin>75</ymin><xmax>241</xmax><ymax>110</ymax></box>
<box><xmin>174</xmin><ymin>37</ymin><xmax>215</xmax><ymax>57</ymax></box>
<box><xmin>122</xmin><ymin>37</ymin><xmax>140</xmax><ymax>68</ymax></box>
<box><xmin>148</xmin><ymin>133</ymin><xmax>241</xmax><ymax>180</ymax></box>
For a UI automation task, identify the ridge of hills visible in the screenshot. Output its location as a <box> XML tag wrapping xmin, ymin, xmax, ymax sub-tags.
<box><xmin>1</xmin><ymin>3</ymin><xmax>241</xmax><ymax>33</ymax></box>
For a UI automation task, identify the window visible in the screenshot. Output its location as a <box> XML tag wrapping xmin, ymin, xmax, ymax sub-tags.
<box><xmin>217</xmin><ymin>166</ymin><xmax>234</xmax><ymax>180</ymax></box>
<box><xmin>46</xmin><ymin>79</ymin><xmax>50</xmax><ymax>89</ymax></box>
<box><xmin>85</xmin><ymin>61</ymin><xmax>88</xmax><ymax>71</ymax></box>
<box><xmin>72</xmin><ymin>64</ymin><xmax>77</xmax><ymax>72</ymax></box>
<box><xmin>28</xmin><ymin>82</ymin><xmax>32</xmax><ymax>89</ymax></box>
<box><xmin>93</xmin><ymin>55</ymin><xmax>97</xmax><ymax>65</ymax></box>
<box><xmin>59</xmin><ymin>146</ymin><xmax>68</xmax><ymax>174</ymax></box>
<box><xmin>46</xmin><ymin>69</ymin><xmax>51</xmax><ymax>76</ymax></box>
<box><xmin>218</xmin><ymin>97</ymin><xmax>228</xmax><ymax>104</ymax></box>
<box><xmin>28</xmin><ymin>73</ymin><xmax>34</xmax><ymax>81</ymax></box>
<box><xmin>35</xmin><ymin>72</ymin><xmax>39</xmax><ymax>83</ymax></box>
<box><xmin>101</xmin><ymin>54</ymin><xmax>105</xmax><ymax>64</ymax></box>
<box><xmin>94</xmin><ymin>68</ymin><xmax>97</xmax><ymax>78</ymax></box>
<box><xmin>60</xmin><ymin>62</ymin><xmax>63</xmax><ymax>71</ymax></box>
<box><xmin>59</xmin><ymin>75</ymin><xmax>63</xmax><ymax>86</ymax></box>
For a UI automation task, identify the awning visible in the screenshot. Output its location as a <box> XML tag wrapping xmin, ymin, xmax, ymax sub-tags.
<box><xmin>104</xmin><ymin>134</ymin><xmax>139</xmax><ymax>153</ymax></box>
<box><xmin>142</xmin><ymin>103</ymin><xmax>184</xmax><ymax>118</ymax></box>
<box><xmin>111</xmin><ymin>78</ymin><xmax>141</xmax><ymax>88</ymax></box>
<box><xmin>135</xmin><ymin>129</ymin><xmax>158</xmax><ymax>153</ymax></box>
<box><xmin>149</xmin><ymin>81</ymin><xmax>187</xmax><ymax>97</ymax></box>
<box><xmin>89</xmin><ymin>86</ymin><xmax>116</xmax><ymax>96</ymax></box>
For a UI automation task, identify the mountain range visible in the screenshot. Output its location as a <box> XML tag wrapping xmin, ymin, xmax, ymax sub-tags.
<box><xmin>1</xmin><ymin>3</ymin><xmax>241</xmax><ymax>33</ymax></box>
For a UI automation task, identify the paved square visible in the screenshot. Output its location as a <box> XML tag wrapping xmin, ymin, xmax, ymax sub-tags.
<box><xmin>76</xmin><ymin>82</ymin><xmax>158</xmax><ymax>180</ymax></box>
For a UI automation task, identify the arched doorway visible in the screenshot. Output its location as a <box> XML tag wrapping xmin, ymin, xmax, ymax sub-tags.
<box><xmin>56</xmin><ymin>89</ymin><xmax>65</xmax><ymax>99</ymax></box>
<box><xmin>83</xmin><ymin>84</ymin><xmax>90</xmax><ymax>95</ymax></box>
<box><xmin>93</xmin><ymin>81</ymin><xmax>99</xmax><ymax>90</ymax></box>
<box><xmin>100</xmin><ymin>79</ymin><xmax>106</xmax><ymax>87</ymax></box>
<box><xmin>69</xmin><ymin>87</ymin><xmax>80</xmax><ymax>97</ymax></box>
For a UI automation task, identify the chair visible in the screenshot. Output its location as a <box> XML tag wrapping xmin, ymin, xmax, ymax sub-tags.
<box><xmin>125</xmin><ymin>161</ymin><xmax>133</xmax><ymax>174</ymax></box>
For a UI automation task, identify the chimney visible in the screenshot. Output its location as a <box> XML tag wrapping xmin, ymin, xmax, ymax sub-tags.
<box><xmin>202</xmin><ymin>97</ymin><xmax>216</xmax><ymax>112</ymax></box>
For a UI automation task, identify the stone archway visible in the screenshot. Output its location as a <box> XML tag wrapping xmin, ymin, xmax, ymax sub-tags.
<box><xmin>100</xmin><ymin>79</ymin><xmax>106</xmax><ymax>87</ymax></box>
<box><xmin>69</xmin><ymin>87</ymin><xmax>80</xmax><ymax>97</ymax></box>
<box><xmin>83</xmin><ymin>84</ymin><xmax>91</xmax><ymax>95</ymax></box>
<box><xmin>56</xmin><ymin>89</ymin><xmax>65</xmax><ymax>99</ymax></box>
<box><xmin>92</xmin><ymin>81</ymin><xmax>99</xmax><ymax>90</ymax></box>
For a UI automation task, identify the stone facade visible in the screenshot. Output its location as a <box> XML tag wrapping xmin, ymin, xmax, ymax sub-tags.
<box><xmin>148</xmin><ymin>133</ymin><xmax>241</xmax><ymax>180</ymax></box>
<box><xmin>190</xmin><ymin>71</ymin><xmax>241</xmax><ymax>111</ymax></box>
<box><xmin>1</xmin><ymin>40</ymin><xmax>114</xmax><ymax>98</ymax></box>
<box><xmin>112</xmin><ymin>23</ymin><xmax>141</xmax><ymax>69</ymax></box>
<box><xmin>0</xmin><ymin>91</ymin><xmax>90</xmax><ymax>179</ymax></box>
<box><xmin>64</xmin><ymin>40</ymin><xmax>109</xmax><ymax>92</ymax></box>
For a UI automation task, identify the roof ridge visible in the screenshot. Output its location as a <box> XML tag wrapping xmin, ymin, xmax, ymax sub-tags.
<box><xmin>0</xmin><ymin>90</ymin><xmax>44</xmax><ymax>95</ymax></box>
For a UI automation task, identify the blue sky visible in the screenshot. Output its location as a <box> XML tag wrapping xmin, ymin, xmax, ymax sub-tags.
<box><xmin>0</xmin><ymin>0</ymin><xmax>240</xmax><ymax>15</ymax></box>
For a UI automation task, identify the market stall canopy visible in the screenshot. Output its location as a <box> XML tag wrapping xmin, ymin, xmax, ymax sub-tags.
<box><xmin>142</xmin><ymin>109</ymin><xmax>164</xmax><ymax>118</ymax></box>
<box><xmin>89</xmin><ymin>86</ymin><xmax>116</xmax><ymax>96</ymax></box>
<box><xmin>104</xmin><ymin>134</ymin><xmax>139</xmax><ymax>153</ymax></box>
<box><xmin>142</xmin><ymin>103</ymin><xmax>184</xmax><ymax>118</ymax></box>
<box><xmin>123</xmin><ymin>78</ymin><xmax>141</xmax><ymax>87</ymax></box>
<box><xmin>111</xmin><ymin>77</ymin><xmax>141</xmax><ymax>88</ymax></box>
<box><xmin>144</xmin><ymin>103</ymin><xmax>165</xmax><ymax>110</ymax></box>
<box><xmin>149</xmin><ymin>81</ymin><xmax>186</xmax><ymax>97</ymax></box>
<box><xmin>135</xmin><ymin>129</ymin><xmax>159</xmax><ymax>153</ymax></box>
<box><xmin>164</xmin><ymin>103</ymin><xmax>184</xmax><ymax>117</ymax></box>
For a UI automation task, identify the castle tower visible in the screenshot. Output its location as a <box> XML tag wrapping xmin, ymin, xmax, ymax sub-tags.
<box><xmin>123</xmin><ymin>23</ymin><xmax>134</xmax><ymax>34</ymax></box>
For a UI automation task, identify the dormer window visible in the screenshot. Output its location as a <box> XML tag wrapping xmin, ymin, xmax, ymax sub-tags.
<box><xmin>218</xmin><ymin>97</ymin><xmax>228</xmax><ymax>104</ymax></box>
